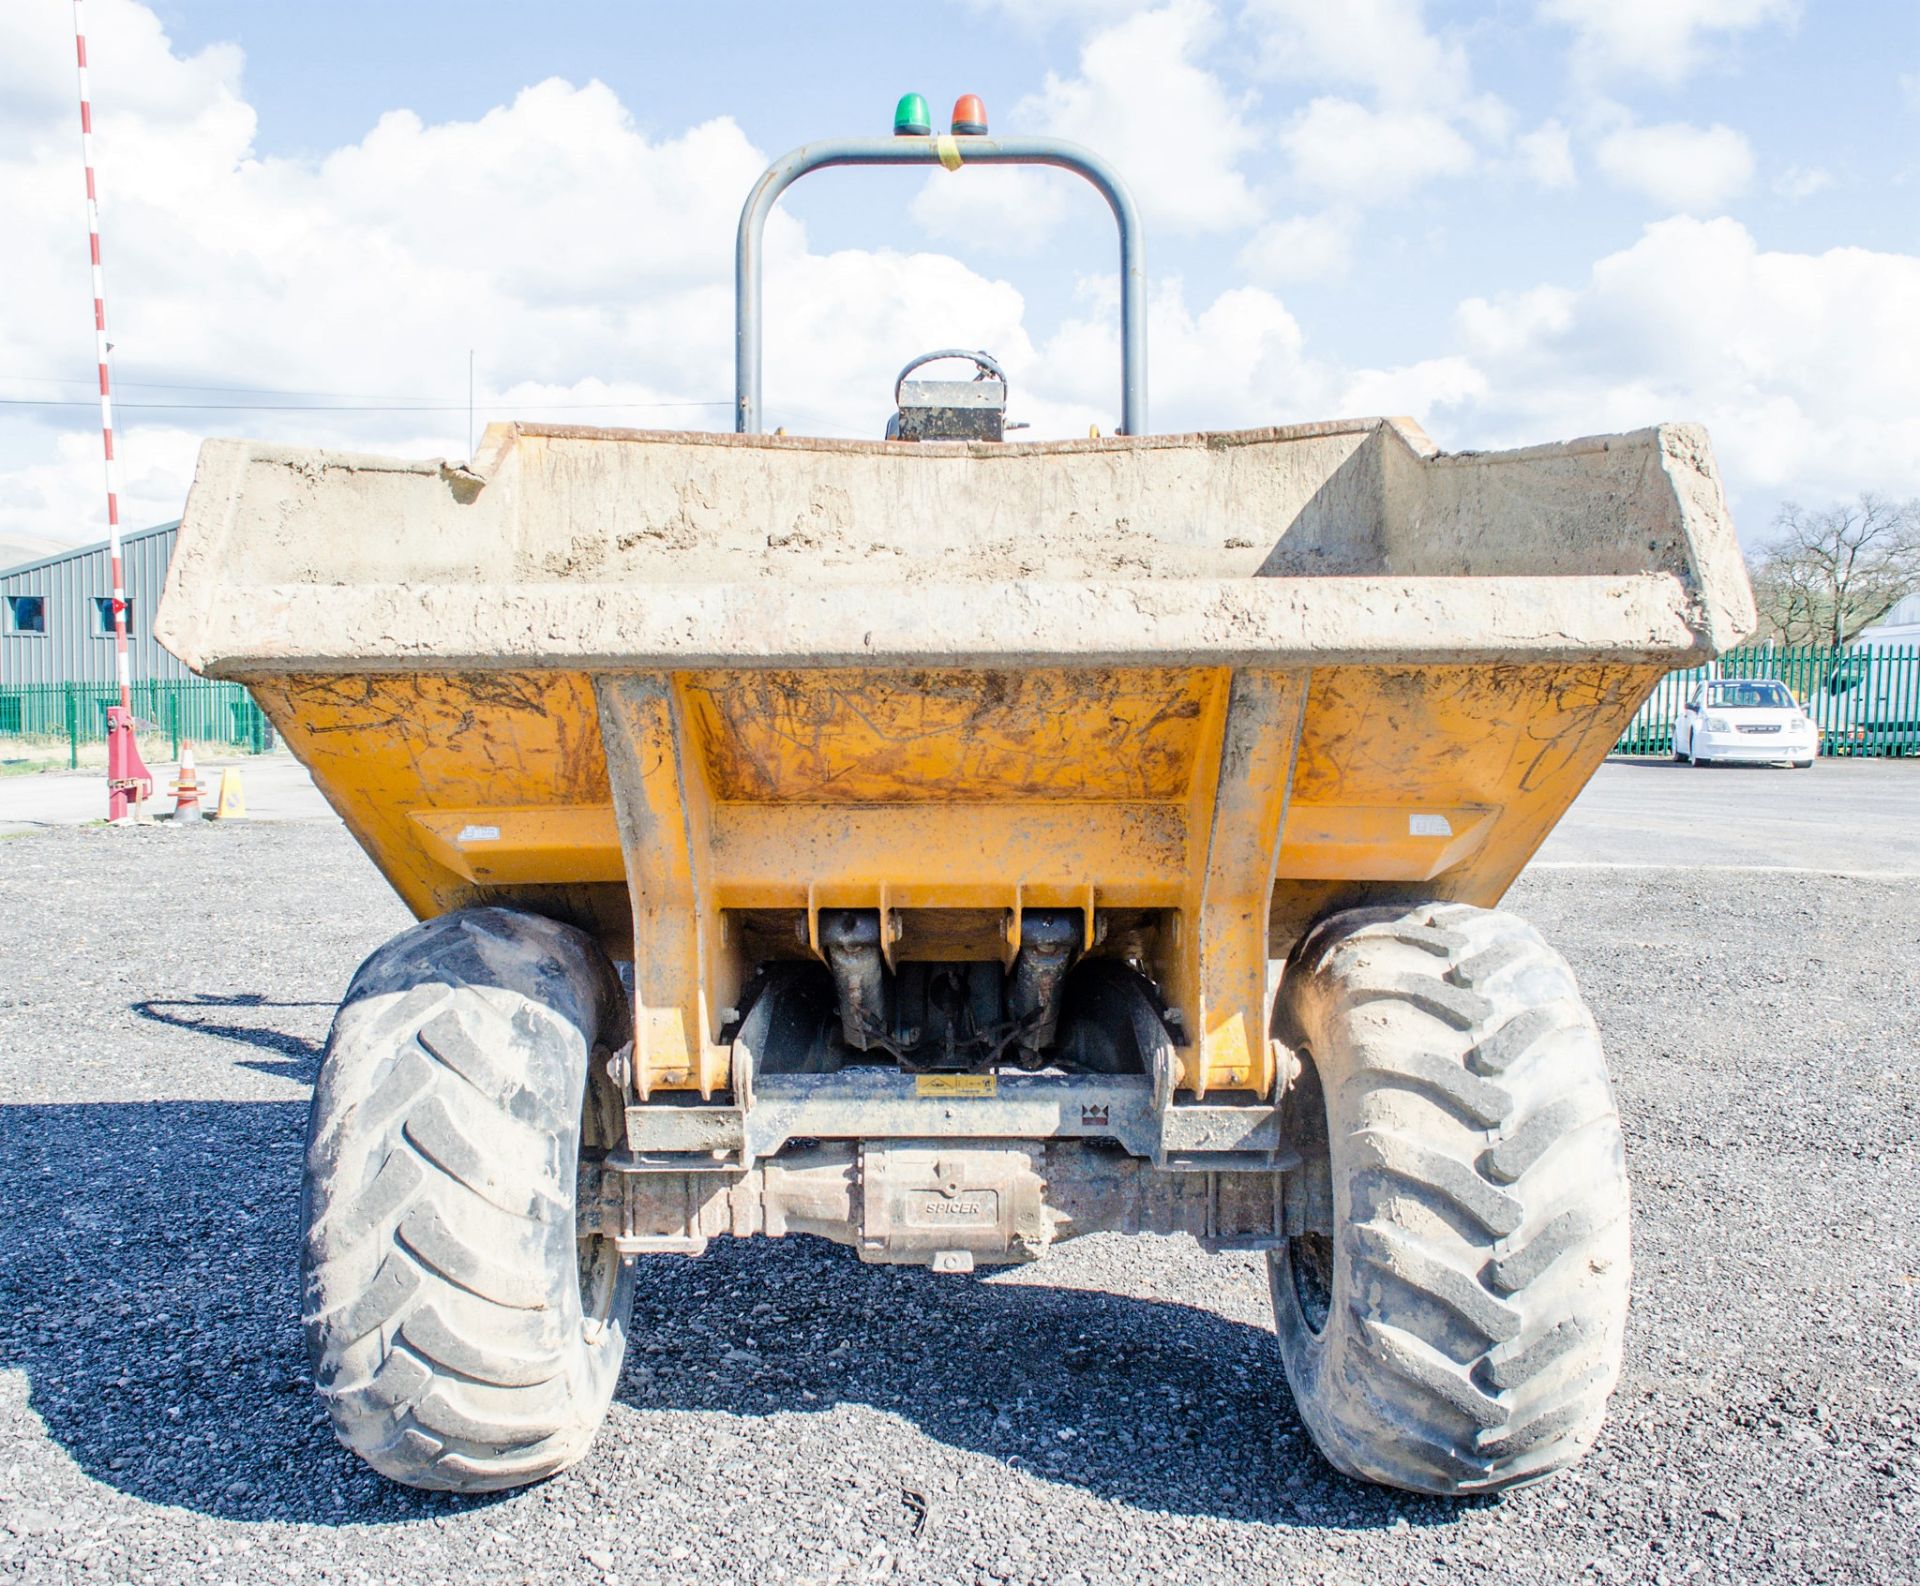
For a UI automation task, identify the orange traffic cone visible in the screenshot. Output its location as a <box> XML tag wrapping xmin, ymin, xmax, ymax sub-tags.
<box><xmin>171</xmin><ymin>745</ymin><xmax>204</xmax><ymax>822</ymax></box>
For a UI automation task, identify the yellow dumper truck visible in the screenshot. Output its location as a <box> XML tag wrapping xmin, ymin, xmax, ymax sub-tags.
<box><xmin>157</xmin><ymin>106</ymin><xmax>1753</xmax><ymax>1499</ymax></box>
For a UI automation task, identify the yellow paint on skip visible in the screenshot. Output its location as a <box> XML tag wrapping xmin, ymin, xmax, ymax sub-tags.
<box><xmin>246</xmin><ymin>660</ymin><xmax>1664</xmax><ymax>1100</ymax></box>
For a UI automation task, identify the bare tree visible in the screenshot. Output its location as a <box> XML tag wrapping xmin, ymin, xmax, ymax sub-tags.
<box><xmin>1749</xmin><ymin>494</ymin><xmax>1920</xmax><ymax>647</ymax></box>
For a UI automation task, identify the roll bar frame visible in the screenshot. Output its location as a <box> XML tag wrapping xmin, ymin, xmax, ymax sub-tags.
<box><xmin>735</xmin><ymin>135</ymin><xmax>1146</xmax><ymax>436</ymax></box>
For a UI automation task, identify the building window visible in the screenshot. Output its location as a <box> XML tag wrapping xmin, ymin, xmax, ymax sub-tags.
<box><xmin>93</xmin><ymin>596</ymin><xmax>132</xmax><ymax>636</ymax></box>
<box><xmin>5</xmin><ymin>594</ymin><xmax>47</xmax><ymax>635</ymax></box>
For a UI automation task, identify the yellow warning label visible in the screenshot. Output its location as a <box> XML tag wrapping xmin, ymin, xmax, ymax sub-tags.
<box><xmin>916</xmin><ymin>1073</ymin><xmax>997</xmax><ymax>1098</ymax></box>
<box><xmin>212</xmin><ymin>768</ymin><xmax>248</xmax><ymax>820</ymax></box>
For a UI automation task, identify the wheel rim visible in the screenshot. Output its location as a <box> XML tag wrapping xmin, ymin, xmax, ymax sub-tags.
<box><xmin>1280</xmin><ymin>1044</ymin><xmax>1336</xmax><ymax>1336</ymax></box>
<box><xmin>576</xmin><ymin>1047</ymin><xmax>627</xmax><ymax>1342</ymax></box>
<box><xmin>1290</xmin><ymin>1233</ymin><xmax>1335</xmax><ymax>1335</ymax></box>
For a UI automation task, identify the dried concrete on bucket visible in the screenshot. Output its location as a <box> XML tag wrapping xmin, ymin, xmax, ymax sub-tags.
<box><xmin>155</xmin><ymin>418</ymin><xmax>1754</xmax><ymax>676</ymax></box>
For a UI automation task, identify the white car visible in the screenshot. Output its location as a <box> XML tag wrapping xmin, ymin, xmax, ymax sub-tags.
<box><xmin>1672</xmin><ymin>679</ymin><xmax>1818</xmax><ymax>768</ymax></box>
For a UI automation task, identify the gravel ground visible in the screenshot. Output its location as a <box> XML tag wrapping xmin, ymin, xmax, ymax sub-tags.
<box><xmin>2</xmin><ymin>820</ymin><xmax>1917</xmax><ymax>1585</ymax></box>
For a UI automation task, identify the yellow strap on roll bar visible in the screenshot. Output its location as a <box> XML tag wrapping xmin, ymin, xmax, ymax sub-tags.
<box><xmin>935</xmin><ymin>134</ymin><xmax>964</xmax><ymax>171</ymax></box>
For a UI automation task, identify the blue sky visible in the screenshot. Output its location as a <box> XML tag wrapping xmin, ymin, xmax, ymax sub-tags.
<box><xmin>3</xmin><ymin>0</ymin><xmax>1918</xmax><ymax>555</ymax></box>
<box><xmin>145</xmin><ymin>1</ymin><xmax>1919</xmax><ymax>335</ymax></box>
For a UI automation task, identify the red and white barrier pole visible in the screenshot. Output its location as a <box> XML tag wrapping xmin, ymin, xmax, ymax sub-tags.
<box><xmin>73</xmin><ymin>0</ymin><xmax>147</xmax><ymax>822</ymax></box>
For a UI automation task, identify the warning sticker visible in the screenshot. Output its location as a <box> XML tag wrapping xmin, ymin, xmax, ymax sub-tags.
<box><xmin>915</xmin><ymin>1074</ymin><xmax>997</xmax><ymax>1098</ymax></box>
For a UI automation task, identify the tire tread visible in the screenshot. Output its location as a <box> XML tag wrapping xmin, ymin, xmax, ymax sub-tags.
<box><xmin>301</xmin><ymin>907</ymin><xmax>631</xmax><ymax>1493</ymax></box>
<box><xmin>1272</xmin><ymin>903</ymin><xmax>1631</xmax><ymax>1495</ymax></box>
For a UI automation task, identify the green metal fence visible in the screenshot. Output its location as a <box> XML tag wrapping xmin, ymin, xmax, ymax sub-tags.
<box><xmin>8</xmin><ymin>659</ymin><xmax>1911</xmax><ymax>766</ymax></box>
<box><xmin>1616</xmin><ymin>645</ymin><xmax>1920</xmax><ymax>758</ymax></box>
<box><xmin>0</xmin><ymin>680</ymin><xmax>274</xmax><ymax>766</ymax></box>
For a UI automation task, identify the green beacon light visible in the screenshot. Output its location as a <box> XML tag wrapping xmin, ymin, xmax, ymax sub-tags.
<box><xmin>892</xmin><ymin>92</ymin><xmax>932</xmax><ymax>137</ymax></box>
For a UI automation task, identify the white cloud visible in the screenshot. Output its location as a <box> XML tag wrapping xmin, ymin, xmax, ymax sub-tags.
<box><xmin>1039</xmin><ymin>223</ymin><xmax>1920</xmax><ymax>520</ymax></box>
<box><xmin>6</xmin><ymin>0</ymin><xmax>1914</xmax><ymax>558</ymax></box>
<box><xmin>0</xmin><ymin>3</ymin><xmax>1069</xmax><ymax>542</ymax></box>
<box><xmin>1041</xmin><ymin>220</ymin><xmax>1919</xmax><ymax>509</ymax></box>
<box><xmin>1236</xmin><ymin>209</ymin><xmax>1358</xmax><ymax>284</ymax></box>
<box><xmin>0</xmin><ymin>0</ymin><xmax>246</xmax><ymax>141</ymax></box>
<box><xmin>909</xmin><ymin>168</ymin><xmax>1070</xmax><ymax>255</ymax></box>
<box><xmin>1517</xmin><ymin>120</ymin><xmax>1577</xmax><ymax>189</ymax></box>
<box><xmin>1538</xmin><ymin>0</ymin><xmax>1797</xmax><ymax>85</ymax></box>
<box><xmin>1246</xmin><ymin>0</ymin><xmax>1511</xmax><ymax>213</ymax></box>
<box><xmin>1280</xmin><ymin>97</ymin><xmax>1476</xmax><ymax>198</ymax></box>
<box><xmin>1453</xmin><ymin>285</ymin><xmax>1576</xmax><ymax>360</ymax></box>
<box><xmin>765</xmin><ymin>247</ymin><xmax>1038</xmax><ymax>435</ymax></box>
<box><xmin>0</xmin><ymin>0</ymin><xmax>1283</xmax><ymax>542</ymax></box>
<box><xmin>966</xmin><ymin>0</ymin><xmax>1262</xmax><ymax>238</ymax></box>
<box><xmin>1242</xmin><ymin>0</ymin><xmax>1470</xmax><ymax>109</ymax></box>
<box><xmin>1039</xmin><ymin>278</ymin><xmax>1323</xmax><ymax>430</ymax></box>
<box><xmin>1451</xmin><ymin>218</ymin><xmax>1920</xmax><ymax>510</ymax></box>
<box><xmin>1040</xmin><ymin>277</ymin><xmax>1488</xmax><ymax>436</ymax></box>
<box><xmin>1337</xmin><ymin>355</ymin><xmax>1486</xmax><ymax>418</ymax></box>
<box><xmin>1773</xmin><ymin>163</ymin><xmax>1833</xmax><ymax>200</ymax></box>
<box><xmin>0</xmin><ymin>427</ymin><xmax>205</xmax><ymax>553</ymax></box>
<box><xmin>1594</xmin><ymin>120</ymin><xmax>1755</xmax><ymax>213</ymax></box>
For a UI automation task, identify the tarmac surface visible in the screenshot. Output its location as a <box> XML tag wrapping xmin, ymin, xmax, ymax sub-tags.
<box><xmin>1533</xmin><ymin>757</ymin><xmax>1920</xmax><ymax>875</ymax></box>
<box><xmin>0</xmin><ymin>759</ymin><xmax>1916</xmax><ymax>1584</ymax></box>
<box><xmin>0</xmin><ymin>753</ymin><xmax>327</xmax><ymax>837</ymax></box>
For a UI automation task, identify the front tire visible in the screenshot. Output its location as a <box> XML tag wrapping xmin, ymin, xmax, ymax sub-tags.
<box><xmin>1271</xmin><ymin>903</ymin><xmax>1631</xmax><ymax>1495</ymax></box>
<box><xmin>301</xmin><ymin>907</ymin><xmax>635</xmax><ymax>1492</ymax></box>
